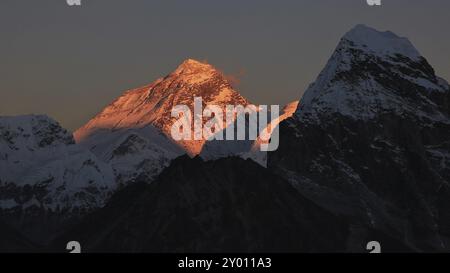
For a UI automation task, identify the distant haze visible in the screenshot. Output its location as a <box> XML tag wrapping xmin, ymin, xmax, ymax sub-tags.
<box><xmin>1</xmin><ymin>0</ymin><xmax>449</xmax><ymax>131</ymax></box>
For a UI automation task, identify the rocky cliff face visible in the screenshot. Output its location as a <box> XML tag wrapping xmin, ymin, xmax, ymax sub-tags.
<box><xmin>268</xmin><ymin>25</ymin><xmax>450</xmax><ymax>251</ymax></box>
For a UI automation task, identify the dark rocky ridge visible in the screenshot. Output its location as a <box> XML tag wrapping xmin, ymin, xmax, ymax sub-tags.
<box><xmin>52</xmin><ymin>156</ymin><xmax>355</xmax><ymax>253</ymax></box>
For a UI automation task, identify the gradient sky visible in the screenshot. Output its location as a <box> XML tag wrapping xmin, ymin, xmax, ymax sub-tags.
<box><xmin>1</xmin><ymin>0</ymin><xmax>449</xmax><ymax>131</ymax></box>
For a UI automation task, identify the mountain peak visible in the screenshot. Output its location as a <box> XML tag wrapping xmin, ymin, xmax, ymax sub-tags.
<box><xmin>296</xmin><ymin>25</ymin><xmax>447</xmax><ymax>123</ymax></box>
<box><xmin>180</xmin><ymin>58</ymin><xmax>208</xmax><ymax>66</ymax></box>
<box><xmin>0</xmin><ymin>114</ymin><xmax>75</xmax><ymax>147</ymax></box>
<box><xmin>75</xmin><ymin>57</ymin><xmax>249</xmax><ymax>167</ymax></box>
<box><xmin>174</xmin><ymin>59</ymin><xmax>216</xmax><ymax>75</ymax></box>
<box><xmin>342</xmin><ymin>24</ymin><xmax>421</xmax><ymax>60</ymax></box>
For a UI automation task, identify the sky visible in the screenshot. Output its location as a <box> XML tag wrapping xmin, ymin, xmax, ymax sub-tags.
<box><xmin>0</xmin><ymin>0</ymin><xmax>449</xmax><ymax>131</ymax></box>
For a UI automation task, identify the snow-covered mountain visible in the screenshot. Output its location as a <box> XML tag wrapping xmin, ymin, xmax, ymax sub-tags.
<box><xmin>0</xmin><ymin>115</ymin><xmax>115</xmax><ymax>212</ymax></box>
<box><xmin>269</xmin><ymin>25</ymin><xmax>450</xmax><ymax>251</ymax></box>
<box><xmin>4</xmin><ymin>24</ymin><xmax>450</xmax><ymax>252</ymax></box>
<box><xmin>75</xmin><ymin>59</ymin><xmax>250</xmax><ymax>183</ymax></box>
<box><xmin>298</xmin><ymin>24</ymin><xmax>450</xmax><ymax>123</ymax></box>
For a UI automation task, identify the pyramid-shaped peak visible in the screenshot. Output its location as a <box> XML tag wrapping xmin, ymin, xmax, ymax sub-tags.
<box><xmin>342</xmin><ymin>24</ymin><xmax>421</xmax><ymax>60</ymax></box>
<box><xmin>174</xmin><ymin>59</ymin><xmax>216</xmax><ymax>74</ymax></box>
<box><xmin>181</xmin><ymin>58</ymin><xmax>208</xmax><ymax>66</ymax></box>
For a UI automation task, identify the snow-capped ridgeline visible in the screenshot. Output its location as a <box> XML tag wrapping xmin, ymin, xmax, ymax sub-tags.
<box><xmin>78</xmin><ymin>126</ymin><xmax>184</xmax><ymax>184</ymax></box>
<box><xmin>0</xmin><ymin>115</ymin><xmax>115</xmax><ymax>212</ymax></box>
<box><xmin>198</xmin><ymin>100</ymin><xmax>299</xmax><ymax>167</ymax></box>
<box><xmin>74</xmin><ymin>59</ymin><xmax>250</xmax><ymax>182</ymax></box>
<box><xmin>298</xmin><ymin>24</ymin><xmax>450</xmax><ymax>123</ymax></box>
<box><xmin>343</xmin><ymin>24</ymin><xmax>421</xmax><ymax>60</ymax></box>
<box><xmin>75</xmin><ymin>59</ymin><xmax>249</xmax><ymax>156</ymax></box>
<box><xmin>241</xmin><ymin>101</ymin><xmax>299</xmax><ymax>166</ymax></box>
